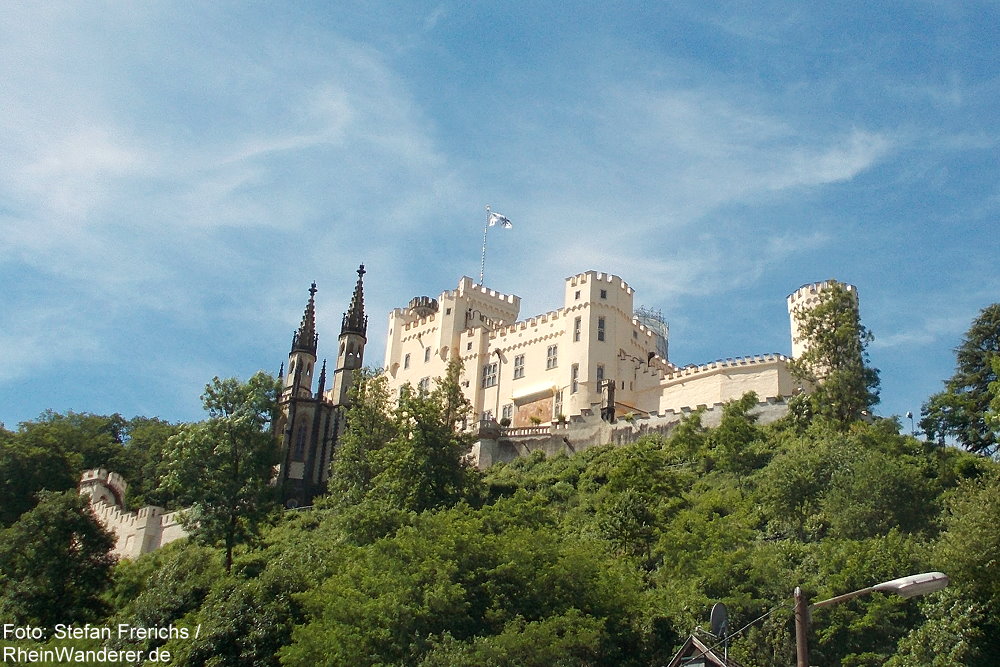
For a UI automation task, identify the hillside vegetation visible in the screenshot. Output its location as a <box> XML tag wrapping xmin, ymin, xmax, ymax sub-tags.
<box><xmin>2</xmin><ymin>296</ymin><xmax>999</xmax><ymax>665</ymax></box>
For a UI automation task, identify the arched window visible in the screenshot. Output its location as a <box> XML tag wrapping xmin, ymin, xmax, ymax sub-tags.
<box><xmin>293</xmin><ymin>424</ymin><xmax>307</xmax><ymax>460</ymax></box>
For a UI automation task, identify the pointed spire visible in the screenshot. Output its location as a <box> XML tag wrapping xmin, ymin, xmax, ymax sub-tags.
<box><xmin>341</xmin><ymin>264</ymin><xmax>368</xmax><ymax>338</ymax></box>
<box><xmin>291</xmin><ymin>282</ymin><xmax>319</xmax><ymax>355</ymax></box>
<box><xmin>316</xmin><ymin>359</ymin><xmax>327</xmax><ymax>398</ymax></box>
<box><xmin>278</xmin><ymin>362</ymin><xmax>284</xmax><ymax>379</ymax></box>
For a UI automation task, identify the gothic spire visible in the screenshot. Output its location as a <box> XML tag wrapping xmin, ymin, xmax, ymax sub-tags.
<box><xmin>291</xmin><ymin>282</ymin><xmax>319</xmax><ymax>355</ymax></box>
<box><xmin>341</xmin><ymin>264</ymin><xmax>368</xmax><ymax>338</ymax></box>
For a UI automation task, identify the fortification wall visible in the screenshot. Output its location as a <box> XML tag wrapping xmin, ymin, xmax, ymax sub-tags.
<box><xmin>474</xmin><ymin>397</ymin><xmax>790</xmax><ymax>468</ymax></box>
<box><xmin>79</xmin><ymin>468</ymin><xmax>188</xmax><ymax>559</ymax></box>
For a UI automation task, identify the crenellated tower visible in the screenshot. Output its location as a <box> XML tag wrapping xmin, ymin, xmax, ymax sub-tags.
<box><xmin>331</xmin><ymin>264</ymin><xmax>368</xmax><ymax>406</ymax></box>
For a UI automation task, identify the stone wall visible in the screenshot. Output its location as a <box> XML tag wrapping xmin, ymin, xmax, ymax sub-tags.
<box><xmin>79</xmin><ymin>468</ymin><xmax>188</xmax><ymax>559</ymax></box>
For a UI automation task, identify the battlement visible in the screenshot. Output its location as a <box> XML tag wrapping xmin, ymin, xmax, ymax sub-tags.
<box><xmin>80</xmin><ymin>468</ymin><xmax>128</xmax><ymax>506</ymax></box>
<box><xmin>455</xmin><ymin>276</ymin><xmax>519</xmax><ymax>304</ymax></box>
<box><xmin>664</xmin><ymin>353</ymin><xmax>790</xmax><ymax>380</ymax></box>
<box><xmin>566</xmin><ymin>270</ymin><xmax>634</xmax><ymax>296</ymax></box>
<box><xmin>786</xmin><ymin>279</ymin><xmax>856</xmax><ymax>309</ymax></box>
<box><xmin>407</xmin><ymin>296</ymin><xmax>439</xmax><ymax>317</ymax></box>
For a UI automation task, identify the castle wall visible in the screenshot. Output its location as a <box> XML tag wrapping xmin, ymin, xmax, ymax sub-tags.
<box><xmin>384</xmin><ymin>271</ymin><xmax>669</xmax><ymax>426</ymax></box>
<box><xmin>80</xmin><ymin>468</ymin><xmax>188</xmax><ymax>559</ymax></box>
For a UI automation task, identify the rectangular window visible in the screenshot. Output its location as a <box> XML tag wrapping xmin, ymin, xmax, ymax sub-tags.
<box><xmin>546</xmin><ymin>345</ymin><xmax>558</xmax><ymax>369</ymax></box>
<box><xmin>553</xmin><ymin>390</ymin><xmax>563</xmax><ymax>418</ymax></box>
<box><xmin>596</xmin><ymin>364</ymin><xmax>604</xmax><ymax>385</ymax></box>
<box><xmin>574</xmin><ymin>290</ymin><xmax>581</xmax><ymax>300</ymax></box>
<box><xmin>513</xmin><ymin>354</ymin><xmax>525</xmax><ymax>379</ymax></box>
<box><xmin>424</xmin><ymin>347</ymin><xmax>431</xmax><ymax>362</ymax></box>
<box><xmin>573</xmin><ymin>316</ymin><xmax>581</xmax><ymax>342</ymax></box>
<box><xmin>483</xmin><ymin>409</ymin><xmax>493</xmax><ymax>421</ymax></box>
<box><xmin>571</xmin><ymin>364</ymin><xmax>579</xmax><ymax>394</ymax></box>
<box><xmin>600</xmin><ymin>289</ymin><xmax>607</xmax><ymax>299</ymax></box>
<box><xmin>482</xmin><ymin>362</ymin><xmax>498</xmax><ymax>388</ymax></box>
<box><xmin>597</xmin><ymin>317</ymin><xmax>606</xmax><ymax>342</ymax></box>
<box><xmin>467</xmin><ymin>342</ymin><xmax>473</xmax><ymax>351</ymax></box>
<box><xmin>502</xmin><ymin>404</ymin><xmax>513</xmax><ymax>422</ymax></box>
<box><xmin>404</xmin><ymin>353</ymin><xmax>410</xmax><ymax>369</ymax></box>
<box><xmin>418</xmin><ymin>377</ymin><xmax>430</xmax><ymax>392</ymax></box>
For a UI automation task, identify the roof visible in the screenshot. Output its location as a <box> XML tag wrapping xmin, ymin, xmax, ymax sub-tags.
<box><xmin>665</xmin><ymin>635</ymin><xmax>747</xmax><ymax>667</ymax></box>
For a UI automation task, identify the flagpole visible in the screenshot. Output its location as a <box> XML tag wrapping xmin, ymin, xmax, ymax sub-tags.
<box><xmin>480</xmin><ymin>206</ymin><xmax>490</xmax><ymax>285</ymax></box>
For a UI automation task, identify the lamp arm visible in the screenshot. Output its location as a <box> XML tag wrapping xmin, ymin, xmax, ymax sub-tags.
<box><xmin>809</xmin><ymin>586</ymin><xmax>876</xmax><ymax>611</ymax></box>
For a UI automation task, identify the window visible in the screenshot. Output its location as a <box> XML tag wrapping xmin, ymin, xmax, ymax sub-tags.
<box><xmin>404</xmin><ymin>353</ymin><xmax>410</xmax><ymax>369</ymax></box>
<box><xmin>546</xmin><ymin>345</ymin><xmax>558</xmax><ymax>369</ymax></box>
<box><xmin>424</xmin><ymin>347</ymin><xmax>431</xmax><ymax>362</ymax></box>
<box><xmin>418</xmin><ymin>377</ymin><xmax>431</xmax><ymax>392</ymax></box>
<box><xmin>446</xmin><ymin>307</ymin><xmax>452</xmax><ymax>315</ymax></box>
<box><xmin>633</xmin><ymin>330</ymin><xmax>638</xmax><ymax>339</ymax></box>
<box><xmin>513</xmin><ymin>354</ymin><xmax>525</xmax><ymax>379</ymax></box>
<box><xmin>467</xmin><ymin>342</ymin><xmax>473</xmax><ymax>351</ymax></box>
<box><xmin>482</xmin><ymin>362</ymin><xmax>498</xmax><ymax>388</ymax></box>
<box><xmin>571</xmin><ymin>364</ymin><xmax>579</xmax><ymax>393</ymax></box>
<box><xmin>597</xmin><ymin>316</ymin><xmax>606</xmax><ymax>342</ymax></box>
<box><xmin>574</xmin><ymin>290</ymin><xmax>581</xmax><ymax>300</ymax></box>
<box><xmin>482</xmin><ymin>409</ymin><xmax>493</xmax><ymax>421</ymax></box>
<box><xmin>502</xmin><ymin>404</ymin><xmax>513</xmax><ymax>421</ymax></box>
<box><xmin>596</xmin><ymin>364</ymin><xmax>604</xmax><ymax>386</ymax></box>
<box><xmin>600</xmin><ymin>289</ymin><xmax>607</xmax><ymax>299</ymax></box>
<box><xmin>573</xmin><ymin>316</ymin><xmax>581</xmax><ymax>342</ymax></box>
<box><xmin>553</xmin><ymin>390</ymin><xmax>563</xmax><ymax>418</ymax></box>
<box><xmin>293</xmin><ymin>424</ymin><xmax>307</xmax><ymax>460</ymax></box>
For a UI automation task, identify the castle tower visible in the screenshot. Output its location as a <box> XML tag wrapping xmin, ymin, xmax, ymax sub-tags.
<box><xmin>331</xmin><ymin>264</ymin><xmax>368</xmax><ymax>406</ymax></box>
<box><xmin>786</xmin><ymin>279</ymin><xmax>859</xmax><ymax>359</ymax></box>
<box><xmin>286</xmin><ymin>283</ymin><xmax>319</xmax><ymax>399</ymax></box>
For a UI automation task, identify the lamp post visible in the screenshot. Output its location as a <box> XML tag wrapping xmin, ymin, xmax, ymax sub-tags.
<box><xmin>794</xmin><ymin>571</ymin><xmax>949</xmax><ymax>667</ymax></box>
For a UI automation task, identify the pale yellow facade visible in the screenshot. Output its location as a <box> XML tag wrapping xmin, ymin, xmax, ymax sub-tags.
<box><xmin>79</xmin><ymin>468</ymin><xmax>188</xmax><ymax>559</ymax></box>
<box><xmin>385</xmin><ymin>271</ymin><xmax>815</xmax><ymax>425</ymax></box>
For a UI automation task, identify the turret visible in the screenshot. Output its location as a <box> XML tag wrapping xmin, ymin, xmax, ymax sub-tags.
<box><xmin>285</xmin><ymin>282</ymin><xmax>318</xmax><ymax>398</ymax></box>
<box><xmin>332</xmin><ymin>265</ymin><xmax>368</xmax><ymax>406</ymax></box>
<box><xmin>786</xmin><ymin>279</ymin><xmax>858</xmax><ymax>359</ymax></box>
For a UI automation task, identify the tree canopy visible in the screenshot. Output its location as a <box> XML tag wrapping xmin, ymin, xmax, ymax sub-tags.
<box><xmin>159</xmin><ymin>372</ymin><xmax>281</xmax><ymax>571</ymax></box>
<box><xmin>921</xmin><ymin>303</ymin><xmax>1000</xmax><ymax>455</ymax></box>
<box><xmin>788</xmin><ymin>281</ymin><xmax>880</xmax><ymax>427</ymax></box>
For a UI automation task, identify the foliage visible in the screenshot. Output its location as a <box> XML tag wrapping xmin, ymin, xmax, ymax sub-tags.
<box><xmin>0</xmin><ymin>411</ymin><xmax>127</xmax><ymax>525</ymax></box>
<box><xmin>324</xmin><ymin>359</ymin><xmax>480</xmax><ymax>544</ymax></box>
<box><xmin>0</xmin><ymin>490</ymin><xmax>115</xmax><ymax>626</ymax></box>
<box><xmin>788</xmin><ymin>281</ymin><xmax>880</xmax><ymax>427</ymax></box>
<box><xmin>159</xmin><ymin>372</ymin><xmax>281</xmax><ymax>571</ymax></box>
<box><xmin>8</xmin><ymin>377</ymin><xmax>1000</xmax><ymax>664</ymax></box>
<box><xmin>921</xmin><ymin>304</ymin><xmax>1000</xmax><ymax>454</ymax></box>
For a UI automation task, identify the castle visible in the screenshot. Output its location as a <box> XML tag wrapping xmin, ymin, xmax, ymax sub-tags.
<box><xmin>82</xmin><ymin>270</ymin><xmax>851</xmax><ymax>557</ymax></box>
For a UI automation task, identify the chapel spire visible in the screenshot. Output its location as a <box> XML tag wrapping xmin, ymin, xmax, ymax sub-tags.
<box><xmin>291</xmin><ymin>282</ymin><xmax>319</xmax><ymax>355</ymax></box>
<box><xmin>341</xmin><ymin>264</ymin><xmax>368</xmax><ymax>338</ymax></box>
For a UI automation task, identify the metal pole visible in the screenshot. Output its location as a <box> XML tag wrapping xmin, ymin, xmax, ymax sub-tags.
<box><xmin>480</xmin><ymin>207</ymin><xmax>490</xmax><ymax>285</ymax></box>
<box><xmin>794</xmin><ymin>587</ymin><xmax>809</xmax><ymax>667</ymax></box>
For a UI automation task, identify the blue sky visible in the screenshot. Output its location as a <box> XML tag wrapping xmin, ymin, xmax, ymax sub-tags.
<box><xmin>1</xmin><ymin>2</ymin><xmax>997</xmax><ymax>430</ymax></box>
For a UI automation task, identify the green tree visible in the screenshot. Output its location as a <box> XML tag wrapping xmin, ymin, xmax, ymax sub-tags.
<box><xmin>921</xmin><ymin>304</ymin><xmax>1000</xmax><ymax>455</ymax></box>
<box><xmin>159</xmin><ymin>372</ymin><xmax>280</xmax><ymax>571</ymax></box>
<box><xmin>119</xmin><ymin>416</ymin><xmax>183</xmax><ymax>508</ymax></box>
<box><xmin>0</xmin><ymin>411</ymin><xmax>129</xmax><ymax>525</ymax></box>
<box><xmin>0</xmin><ymin>490</ymin><xmax>115</xmax><ymax>626</ymax></box>
<box><xmin>326</xmin><ymin>368</ymin><xmax>398</xmax><ymax>508</ymax></box>
<box><xmin>789</xmin><ymin>282</ymin><xmax>880</xmax><ymax>427</ymax></box>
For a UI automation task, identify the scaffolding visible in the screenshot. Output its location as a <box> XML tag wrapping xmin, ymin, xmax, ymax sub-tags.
<box><xmin>634</xmin><ymin>305</ymin><xmax>670</xmax><ymax>361</ymax></box>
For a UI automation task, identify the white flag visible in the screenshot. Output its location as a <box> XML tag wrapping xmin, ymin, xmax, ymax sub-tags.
<box><xmin>487</xmin><ymin>209</ymin><xmax>512</xmax><ymax>228</ymax></box>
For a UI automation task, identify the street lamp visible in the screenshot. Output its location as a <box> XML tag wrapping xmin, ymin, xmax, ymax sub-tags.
<box><xmin>794</xmin><ymin>571</ymin><xmax>949</xmax><ymax>667</ymax></box>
